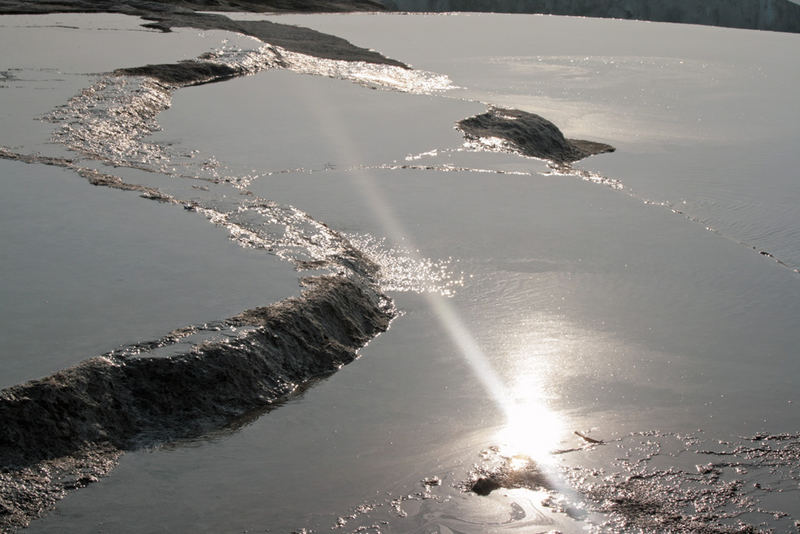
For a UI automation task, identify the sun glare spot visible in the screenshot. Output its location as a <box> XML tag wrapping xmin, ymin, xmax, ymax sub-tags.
<box><xmin>299</xmin><ymin>81</ymin><xmax>567</xmax><ymax>472</ymax></box>
<box><xmin>494</xmin><ymin>338</ymin><xmax>566</xmax><ymax>465</ymax></box>
<box><xmin>508</xmin><ymin>454</ymin><xmax>532</xmax><ymax>471</ymax></box>
<box><xmin>497</xmin><ymin>399</ymin><xmax>565</xmax><ymax>465</ymax></box>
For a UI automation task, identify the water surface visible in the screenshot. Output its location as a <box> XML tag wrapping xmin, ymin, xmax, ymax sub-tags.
<box><xmin>3</xmin><ymin>11</ymin><xmax>799</xmax><ymax>533</ymax></box>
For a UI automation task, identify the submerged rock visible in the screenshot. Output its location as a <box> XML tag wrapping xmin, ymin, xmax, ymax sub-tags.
<box><xmin>457</xmin><ymin>107</ymin><xmax>615</xmax><ymax>165</ymax></box>
<box><xmin>463</xmin><ymin>448</ymin><xmax>553</xmax><ymax>496</ymax></box>
<box><xmin>470</xmin><ymin>476</ymin><xmax>503</xmax><ymax>496</ymax></box>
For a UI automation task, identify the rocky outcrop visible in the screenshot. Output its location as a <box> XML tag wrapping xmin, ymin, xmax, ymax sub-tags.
<box><xmin>0</xmin><ymin>0</ymin><xmax>406</xmax><ymax>67</ymax></box>
<box><xmin>0</xmin><ymin>275</ymin><xmax>394</xmax><ymax>530</ymax></box>
<box><xmin>457</xmin><ymin>107</ymin><xmax>615</xmax><ymax>164</ymax></box>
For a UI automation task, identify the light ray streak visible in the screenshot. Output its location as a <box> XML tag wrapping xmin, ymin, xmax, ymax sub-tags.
<box><xmin>292</xmin><ymin>74</ymin><xmax>562</xmax><ymax>462</ymax></box>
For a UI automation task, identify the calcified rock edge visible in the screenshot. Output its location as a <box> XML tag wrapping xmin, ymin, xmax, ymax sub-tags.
<box><xmin>0</xmin><ymin>1</ymin><xmax>604</xmax><ymax>530</ymax></box>
<box><xmin>0</xmin><ymin>6</ymin><xmax>604</xmax><ymax>529</ymax></box>
<box><xmin>0</xmin><ymin>0</ymin><xmax>406</xmax><ymax>68</ymax></box>
<box><xmin>0</xmin><ymin>275</ymin><xmax>394</xmax><ymax>531</ymax></box>
<box><xmin>0</xmin><ymin>4</ymin><xmax>420</xmax><ymax>529</ymax></box>
<box><xmin>457</xmin><ymin>107</ymin><xmax>615</xmax><ymax>165</ymax></box>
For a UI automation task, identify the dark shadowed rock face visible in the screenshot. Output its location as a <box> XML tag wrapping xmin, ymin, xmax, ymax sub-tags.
<box><xmin>382</xmin><ymin>0</ymin><xmax>800</xmax><ymax>34</ymax></box>
<box><xmin>5</xmin><ymin>0</ymin><xmax>800</xmax><ymax>35</ymax></box>
<box><xmin>0</xmin><ymin>0</ymin><xmax>388</xmax><ymax>15</ymax></box>
<box><xmin>139</xmin><ymin>13</ymin><xmax>408</xmax><ymax>67</ymax></box>
<box><xmin>0</xmin><ymin>275</ymin><xmax>394</xmax><ymax>531</ymax></box>
<box><xmin>462</xmin><ymin>450</ymin><xmax>553</xmax><ymax>496</ymax></box>
<box><xmin>0</xmin><ymin>0</ymin><xmax>407</xmax><ymax>68</ymax></box>
<box><xmin>0</xmin><ymin>276</ymin><xmax>393</xmax><ymax>466</ymax></box>
<box><xmin>115</xmin><ymin>60</ymin><xmax>241</xmax><ymax>85</ymax></box>
<box><xmin>457</xmin><ymin>107</ymin><xmax>615</xmax><ymax>164</ymax></box>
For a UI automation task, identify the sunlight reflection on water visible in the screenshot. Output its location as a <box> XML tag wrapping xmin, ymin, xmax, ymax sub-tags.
<box><xmin>493</xmin><ymin>329</ymin><xmax>568</xmax><ymax>478</ymax></box>
<box><xmin>497</xmin><ymin>396</ymin><xmax>565</xmax><ymax>466</ymax></box>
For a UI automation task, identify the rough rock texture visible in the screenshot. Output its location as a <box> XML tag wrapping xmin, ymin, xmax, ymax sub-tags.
<box><xmin>457</xmin><ymin>107</ymin><xmax>615</xmax><ymax>164</ymax></box>
<box><xmin>0</xmin><ymin>275</ymin><xmax>394</xmax><ymax>531</ymax></box>
<box><xmin>462</xmin><ymin>450</ymin><xmax>553</xmax><ymax>496</ymax></box>
<box><xmin>0</xmin><ymin>0</ymin><xmax>406</xmax><ymax>67</ymax></box>
<box><xmin>115</xmin><ymin>60</ymin><xmax>241</xmax><ymax>85</ymax></box>
<box><xmin>139</xmin><ymin>13</ymin><xmax>407</xmax><ymax>66</ymax></box>
<box><xmin>0</xmin><ymin>0</ymin><xmax>388</xmax><ymax>15</ymax></box>
<box><xmin>0</xmin><ymin>446</ymin><xmax>122</xmax><ymax>532</ymax></box>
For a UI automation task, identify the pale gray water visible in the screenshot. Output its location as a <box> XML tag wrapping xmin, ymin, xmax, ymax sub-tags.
<box><xmin>3</xmin><ymin>11</ymin><xmax>800</xmax><ymax>533</ymax></box>
<box><xmin>0</xmin><ymin>158</ymin><xmax>301</xmax><ymax>390</ymax></box>
<box><xmin>269</xmin><ymin>12</ymin><xmax>800</xmax><ymax>270</ymax></box>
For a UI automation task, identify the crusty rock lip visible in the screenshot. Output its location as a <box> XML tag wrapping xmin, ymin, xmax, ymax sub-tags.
<box><xmin>0</xmin><ymin>275</ymin><xmax>394</xmax><ymax>531</ymax></box>
<box><xmin>457</xmin><ymin>107</ymin><xmax>615</xmax><ymax>165</ymax></box>
<box><xmin>0</xmin><ymin>0</ymin><xmax>408</xmax><ymax>68</ymax></box>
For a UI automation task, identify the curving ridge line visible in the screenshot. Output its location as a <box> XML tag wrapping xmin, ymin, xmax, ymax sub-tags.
<box><xmin>0</xmin><ymin>275</ymin><xmax>394</xmax><ymax>531</ymax></box>
<box><xmin>0</xmin><ymin>0</ymin><xmax>408</xmax><ymax>67</ymax></box>
<box><xmin>457</xmin><ymin>107</ymin><xmax>615</xmax><ymax>165</ymax></box>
